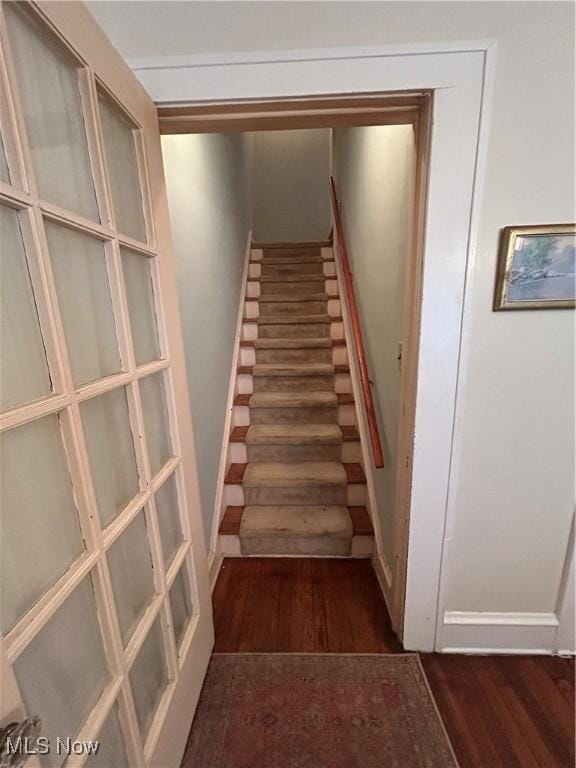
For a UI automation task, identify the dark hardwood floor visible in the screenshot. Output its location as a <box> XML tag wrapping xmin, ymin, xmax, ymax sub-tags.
<box><xmin>212</xmin><ymin>557</ymin><xmax>575</xmax><ymax>768</ymax></box>
<box><xmin>212</xmin><ymin>556</ymin><xmax>401</xmax><ymax>653</ymax></box>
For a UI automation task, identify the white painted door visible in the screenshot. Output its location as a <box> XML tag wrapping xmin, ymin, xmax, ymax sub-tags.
<box><xmin>0</xmin><ymin>3</ymin><xmax>214</xmax><ymax>767</ymax></box>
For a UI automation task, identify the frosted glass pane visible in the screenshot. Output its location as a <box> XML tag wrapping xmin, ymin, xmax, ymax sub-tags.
<box><xmin>1</xmin><ymin>414</ymin><xmax>84</xmax><ymax>633</ymax></box>
<box><xmin>46</xmin><ymin>221</ymin><xmax>121</xmax><ymax>385</ymax></box>
<box><xmin>155</xmin><ymin>474</ymin><xmax>183</xmax><ymax>569</ymax></box>
<box><xmin>0</xmin><ymin>205</ymin><xmax>51</xmax><ymax>411</ymax></box>
<box><xmin>107</xmin><ymin>512</ymin><xmax>155</xmax><ymax>645</ymax></box>
<box><xmin>0</xmin><ymin>131</ymin><xmax>9</xmax><ymax>182</ymax></box>
<box><xmin>169</xmin><ymin>564</ymin><xmax>193</xmax><ymax>649</ymax></box>
<box><xmin>13</xmin><ymin>577</ymin><xmax>109</xmax><ymax>768</ymax></box>
<box><xmin>81</xmin><ymin>387</ymin><xmax>140</xmax><ymax>527</ymax></box>
<box><xmin>4</xmin><ymin>5</ymin><xmax>98</xmax><ymax>220</ymax></box>
<box><xmin>98</xmin><ymin>95</ymin><xmax>146</xmax><ymax>241</ymax></box>
<box><xmin>121</xmin><ymin>248</ymin><xmax>160</xmax><ymax>365</ymax></box>
<box><xmin>129</xmin><ymin>618</ymin><xmax>168</xmax><ymax>740</ymax></box>
<box><xmin>139</xmin><ymin>373</ymin><xmax>172</xmax><ymax>476</ymax></box>
<box><xmin>86</xmin><ymin>705</ymin><xmax>128</xmax><ymax>768</ymax></box>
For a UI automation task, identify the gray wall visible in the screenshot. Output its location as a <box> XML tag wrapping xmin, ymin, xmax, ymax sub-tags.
<box><xmin>332</xmin><ymin>125</ymin><xmax>414</xmax><ymax>564</ymax></box>
<box><xmin>161</xmin><ymin>133</ymin><xmax>251</xmax><ymax>549</ymax></box>
<box><xmin>250</xmin><ymin>129</ymin><xmax>331</xmax><ymax>242</ymax></box>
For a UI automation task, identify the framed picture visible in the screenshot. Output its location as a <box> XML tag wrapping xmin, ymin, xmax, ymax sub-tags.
<box><xmin>494</xmin><ymin>224</ymin><xmax>575</xmax><ymax>310</ymax></box>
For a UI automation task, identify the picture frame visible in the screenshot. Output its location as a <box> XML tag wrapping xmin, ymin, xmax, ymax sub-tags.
<box><xmin>493</xmin><ymin>224</ymin><xmax>575</xmax><ymax>310</ymax></box>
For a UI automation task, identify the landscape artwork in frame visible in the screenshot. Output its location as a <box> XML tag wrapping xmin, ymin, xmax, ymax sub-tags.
<box><xmin>494</xmin><ymin>224</ymin><xmax>576</xmax><ymax>310</ymax></box>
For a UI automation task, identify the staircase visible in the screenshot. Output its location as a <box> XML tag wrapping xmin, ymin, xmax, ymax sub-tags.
<box><xmin>219</xmin><ymin>242</ymin><xmax>374</xmax><ymax>557</ymax></box>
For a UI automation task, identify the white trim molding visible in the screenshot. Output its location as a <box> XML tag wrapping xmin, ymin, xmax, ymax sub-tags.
<box><xmin>441</xmin><ymin>611</ymin><xmax>560</xmax><ymax>655</ymax></box>
<box><xmin>208</xmin><ymin>229</ymin><xmax>252</xmax><ymax>560</ymax></box>
<box><xmin>206</xmin><ymin>550</ymin><xmax>224</xmax><ymax>594</ymax></box>
<box><xmin>127</xmin><ymin>41</ymin><xmax>497</xmax><ymax>103</ymax></box>
<box><xmin>554</xmin><ymin>515</ymin><xmax>575</xmax><ymax>655</ymax></box>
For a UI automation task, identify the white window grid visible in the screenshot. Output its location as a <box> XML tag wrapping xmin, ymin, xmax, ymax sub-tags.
<box><xmin>0</xmin><ymin>4</ymin><xmax>199</xmax><ymax>764</ymax></box>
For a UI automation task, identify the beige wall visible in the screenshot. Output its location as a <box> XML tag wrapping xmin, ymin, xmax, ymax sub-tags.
<box><xmin>161</xmin><ymin>133</ymin><xmax>251</xmax><ymax>548</ymax></box>
<box><xmin>249</xmin><ymin>129</ymin><xmax>331</xmax><ymax>242</ymax></box>
<box><xmin>332</xmin><ymin>125</ymin><xmax>414</xmax><ymax>565</ymax></box>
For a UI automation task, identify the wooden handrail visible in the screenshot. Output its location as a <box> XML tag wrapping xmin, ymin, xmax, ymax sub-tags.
<box><xmin>329</xmin><ymin>176</ymin><xmax>385</xmax><ymax>468</ymax></box>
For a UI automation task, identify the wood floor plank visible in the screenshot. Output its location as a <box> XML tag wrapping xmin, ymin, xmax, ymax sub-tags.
<box><xmin>321</xmin><ymin>559</ymin><xmax>355</xmax><ymax>653</ymax></box>
<box><xmin>237</xmin><ymin>559</ymin><xmax>265</xmax><ymax>653</ymax></box>
<box><xmin>522</xmin><ymin>657</ymin><xmax>575</xmax><ymax>740</ymax></box>
<box><xmin>338</xmin><ymin>559</ymin><xmax>384</xmax><ymax>653</ymax></box>
<box><xmin>246</xmin><ymin>558</ymin><xmax>281</xmax><ymax>652</ymax></box>
<box><xmin>470</xmin><ymin>659</ymin><xmax>540</xmax><ymax>768</ymax></box>
<box><xmin>214</xmin><ymin>559</ymin><xmax>253</xmax><ymax>652</ymax></box>
<box><xmin>309</xmin><ymin>559</ymin><xmax>330</xmax><ymax>651</ymax></box>
<box><xmin>351</xmin><ymin>559</ymin><xmax>402</xmax><ymax>653</ymax></box>
<box><xmin>290</xmin><ymin>558</ymin><xmax>319</xmax><ymax>652</ymax></box>
<box><xmin>497</xmin><ymin>657</ymin><xmax>573</xmax><ymax>766</ymax></box>
<box><xmin>420</xmin><ymin>655</ymin><xmax>486</xmax><ymax>768</ymax></box>
<box><xmin>275</xmin><ymin>559</ymin><xmax>293</xmax><ymax>653</ymax></box>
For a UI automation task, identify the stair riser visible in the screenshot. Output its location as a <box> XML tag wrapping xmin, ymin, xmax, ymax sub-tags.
<box><xmin>258</xmin><ymin>301</ymin><xmax>327</xmax><ymax>316</ymax></box>
<box><xmin>244</xmin><ymin>485</ymin><xmax>347</xmax><ymax>506</ymax></box>
<box><xmin>224</xmin><ymin>483</ymin><xmax>366</xmax><ymax>507</ymax></box>
<box><xmin>258</xmin><ymin>257</ymin><xmax>324</xmax><ymax>265</ymax></box>
<box><xmin>255</xmin><ymin>348</ymin><xmax>333</xmax><ymax>364</ymax></box>
<box><xmin>262</xmin><ymin>248</ymin><xmax>322</xmax><ymax>259</ymax></box>
<box><xmin>260</xmin><ymin>281</ymin><xmax>326</xmax><ymax>296</ymax></box>
<box><xmin>253</xmin><ymin>375</ymin><xmax>335</xmax><ymax>393</ymax></box>
<box><xmin>241</xmin><ymin>536</ymin><xmax>351</xmax><ymax>556</ymax></box>
<box><xmin>261</xmin><ymin>263</ymin><xmax>324</xmax><ymax>278</ymax></box>
<box><xmin>259</xmin><ymin>323</ymin><xmax>331</xmax><ymax>339</ymax></box>
<box><xmin>250</xmin><ymin>406</ymin><xmax>338</xmax><ymax>425</ymax></box>
<box><xmin>247</xmin><ymin>443</ymin><xmax>342</xmax><ymax>462</ymax></box>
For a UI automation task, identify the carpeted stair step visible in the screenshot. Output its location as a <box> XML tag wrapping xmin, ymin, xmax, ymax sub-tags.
<box><xmin>252</xmin><ymin>338</ymin><xmax>334</xmax><ymax>348</ymax></box>
<box><xmin>239</xmin><ymin>505</ymin><xmax>353</xmax><ymax>555</ymax></box>
<box><xmin>261</xmin><ymin>246</ymin><xmax>323</xmax><ymax>257</ymax></box>
<box><xmin>261</xmin><ymin>246</ymin><xmax>324</xmax><ymax>258</ymax></box>
<box><xmin>260</xmin><ymin>262</ymin><xmax>325</xmax><ymax>278</ymax></box>
<box><xmin>258</xmin><ymin>300</ymin><xmax>328</xmax><ymax>317</ymax></box>
<box><xmin>246</xmin><ymin>424</ymin><xmax>343</xmax><ymax>462</ymax></box>
<box><xmin>258</xmin><ymin>275</ymin><xmax>327</xmax><ymax>283</ymax></box>
<box><xmin>256</xmin><ymin>314</ymin><xmax>334</xmax><ymax>325</ymax></box>
<box><xmin>258</xmin><ymin>320</ymin><xmax>332</xmax><ymax>339</ymax></box>
<box><xmin>219</xmin><ymin>503</ymin><xmax>372</xmax><ymax>537</ymax></box>
<box><xmin>243</xmin><ymin>461</ymin><xmax>347</xmax><ymax>505</ymax></box>
<box><xmin>251</xmin><ymin>362</ymin><xmax>336</xmax><ymax>393</ymax></box>
<box><xmin>257</xmin><ymin>293</ymin><xmax>330</xmax><ymax>302</ymax></box>
<box><xmin>242</xmin><ymin>338</ymin><xmax>335</xmax><ymax>364</ymax></box>
<box><xmin>247</xmin><ymin>391</ymin><xmax>339</xmax><ymax>425</ymax></box>
<box><xmin>256</xmin><ymin>346</ymin><xmax>333</xmax><ymax>364</ymax></box>
<box><xmin>259</xmin><ymin>279</ymin><xmax>327</xmax><ymax>296</ymax></box>
<box><xmin>229</xmin><ymin>424</ymin><xmax>359</xmax><ymax>444</ymax></box>
<box><xmin>254</xmin><ymin>256</ymin><xmax>324</xmax><ymax>265</ymax></box>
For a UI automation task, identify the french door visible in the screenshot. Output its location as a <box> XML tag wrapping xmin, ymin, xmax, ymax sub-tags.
<box><xmin>0</xmin><ymin>3</ymin><xmax>213</xmax><ymax>767</ymax></box>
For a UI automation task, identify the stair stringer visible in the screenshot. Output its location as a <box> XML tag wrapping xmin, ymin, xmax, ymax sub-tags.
<box><xmin>208</xmin><ymin>230</ymin><xmax>253</xmax><ymax>586</ymax></box>
<box><xmin>331</xmin><ymin>236</ymin><xmax>395</xmax><ymax>612</ymax></box>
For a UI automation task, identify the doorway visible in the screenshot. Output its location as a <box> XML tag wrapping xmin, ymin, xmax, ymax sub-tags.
<box><xmin>159</xmin><ymin>94</ymin><xmax>431</xmax><ymax>640</ymax></box>
<box><xmin>137</xmin><ymin>42</ymin><xmax>489</xmax><ymax>654</ymax></box>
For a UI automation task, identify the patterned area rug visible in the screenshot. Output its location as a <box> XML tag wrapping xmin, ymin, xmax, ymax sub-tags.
<box><xmin>182</xmin><ymin>654</ymin><xmax>458</xmax><ymax>768</ymax></box>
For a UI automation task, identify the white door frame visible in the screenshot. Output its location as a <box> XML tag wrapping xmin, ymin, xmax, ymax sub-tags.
<box><xmin>131</xmin><ymin>40</ymin><xmax>496</xmax><ymax>652</ymax></box>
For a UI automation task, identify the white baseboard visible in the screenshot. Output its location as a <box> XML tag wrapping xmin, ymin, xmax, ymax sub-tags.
<box><xmin>209</xmin><ymin>230</ymin><xmax>252</xmax><ymax>555</ymax></box>
<box><xmin>207</xmin><ymin>550</ymin><xmax>224</xmax><ymax>593</ymax></box>
<box><xmin>372</xmin><ymin>550</ymin><xmax>393</xmax><ymax>604</ymax></box>
<box><xmin>440</xmin><ymin>610</ymin><xmax>559</xmax><ymax>654</ymax></box>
